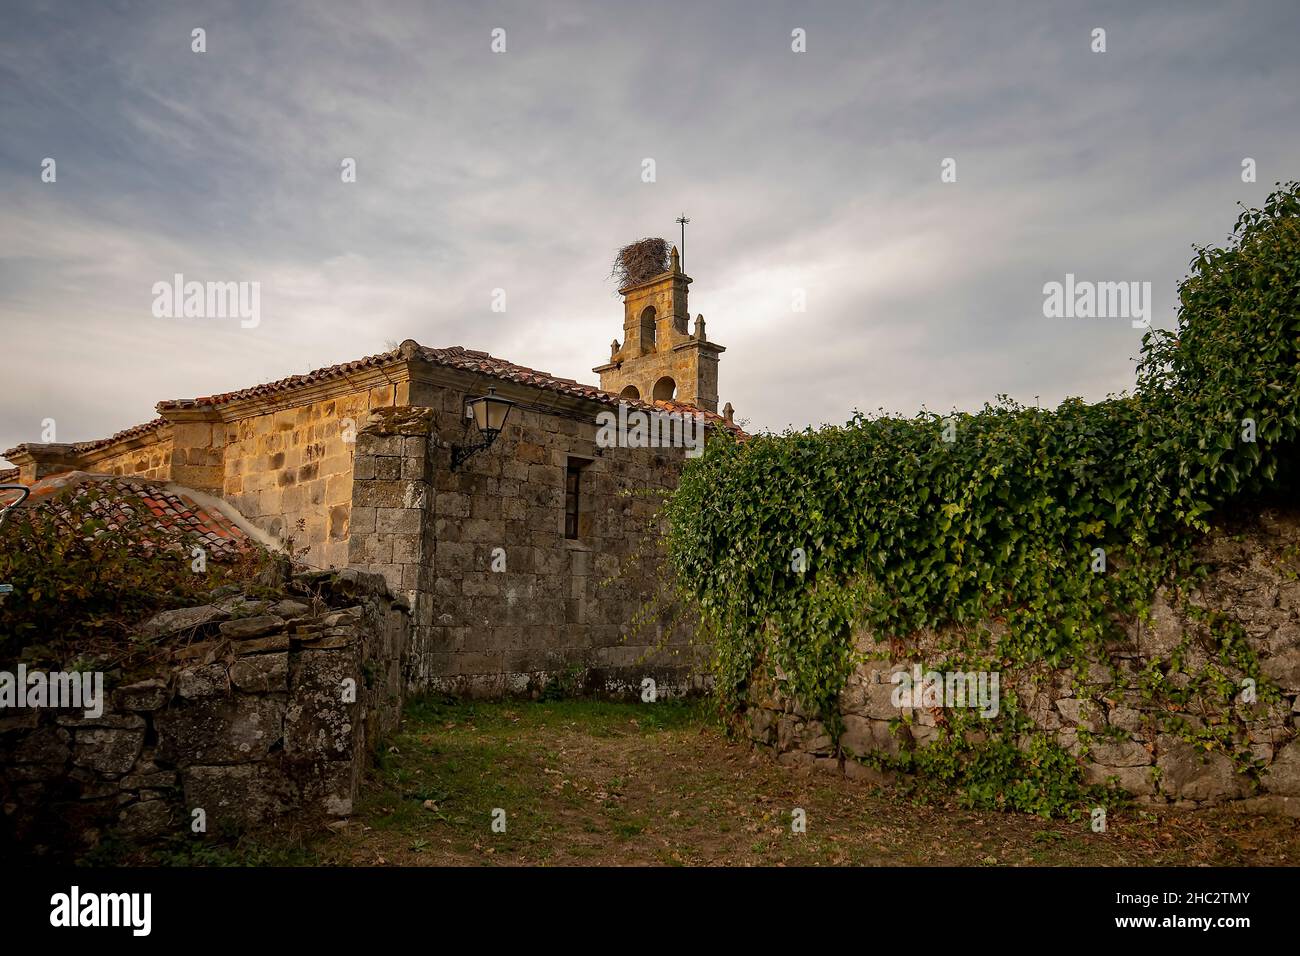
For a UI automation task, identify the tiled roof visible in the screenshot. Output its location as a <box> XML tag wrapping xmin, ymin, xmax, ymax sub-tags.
<box><xmin>0</xmin><ymin>467</ymin><xmax>18</xmax><ymax>483</ymax></box>
<box><xmin>16</xmin><ymin>473</ymin><xmax>251</xmax><ymax>558</ymax></box>
<box><xmin>2</xmin><ymin>418</ymin><xmax>169</xmax><ymax>464</ymax></box>
<box><xmin>155</xmin><ymin>341</ymin><xmax>748</xmax><ymax>437</ymax></box>
<box><xmin>414</xmin><ymin>345</ymin><xmax>747</xmax><ymax>435</ymax></box>
<box><xmin>157</xmin><ymin>350</ymin><xmax>403</xmax><ymax>411</ymax></box>
<box><xmin>72</xmin><ymin>418</ymin><xmax>169</xmax><ymax>454</ymax></box>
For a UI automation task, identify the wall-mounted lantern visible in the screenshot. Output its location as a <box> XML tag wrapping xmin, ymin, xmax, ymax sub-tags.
<box><xmin>451</xmin><ymin>387</ymin><xmax>515</xmax><ymax>470</ymax></box>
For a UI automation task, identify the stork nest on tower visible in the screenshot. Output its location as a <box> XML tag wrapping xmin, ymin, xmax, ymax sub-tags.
<box><xmin>611</xmin><ymin>237</ymin><xmax>670</xmax><ymax>288</ymax></box>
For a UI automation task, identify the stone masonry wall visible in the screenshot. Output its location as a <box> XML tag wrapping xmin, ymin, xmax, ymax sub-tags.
<box><xmin>742</xmin><ymin>507</ymin><xmax>1300</xmax><ymax>815</ymax></box>
<box><xmin>426</xmin><ymin>396</ymin><xmax>708</xmax><ymax>696</ymax></box>
<box><xmin>0</xmin><ymin>568</ymin><xmax>408</xmax><ymax>859</ymax></box>
<box><xmin>221</xmin><ymin>386</ymin><xmax>400</xmax><ymax>570</ymax></box>
<box><xmin>348</xmin><ymin>406</ymin><xmax>437</xmax><ymax>679</ymax></box>
<box><xmin>77</xmin><ymin>431</ymin><xmax>174</xmax><ymax>481</ymax></box>
<box><xmin>349</xmin><ymin>401</ymin><xmax>708</xmax><ymax>697</ymax></box>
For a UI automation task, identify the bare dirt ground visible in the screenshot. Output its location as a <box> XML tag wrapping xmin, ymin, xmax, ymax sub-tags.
<box><xmin>210</xmin><ymin>698</ymin><xmax>1300</xmax><ymax>867</ymax></box>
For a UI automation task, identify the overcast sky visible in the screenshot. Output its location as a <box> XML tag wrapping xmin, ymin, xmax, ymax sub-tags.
<box><xmin>2</xmin><ymin>0</ymin><xmax>1297</xmax><ymax>462</ymax></box>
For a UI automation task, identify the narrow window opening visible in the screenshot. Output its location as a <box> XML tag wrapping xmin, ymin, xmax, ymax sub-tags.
<box><xmin>639</xmin><ymin>306</ymin><xmax>657</xmax><ymax>351</ymax></box>
<box><xmin>565</xmin><ymin>460</ymin><xmax>586</xmax><ymax>539</ymax></box>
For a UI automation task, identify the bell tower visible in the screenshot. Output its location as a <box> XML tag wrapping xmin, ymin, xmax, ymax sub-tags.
<box><xmin>593</xmin><ymin>246</ymin><xmax>725</xmax><ymax>411</ymax></box>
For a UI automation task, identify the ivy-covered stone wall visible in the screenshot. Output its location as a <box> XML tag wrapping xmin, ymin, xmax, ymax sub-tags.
<box><xmin>667</xmin><ymin>184</ymin><xmax>1300</xmax><ymax>818</ymax></box>
<box><xmin>741</xmin><ymin>508</ymin><xmax>1300</xmax><ymax>815</ymax></box>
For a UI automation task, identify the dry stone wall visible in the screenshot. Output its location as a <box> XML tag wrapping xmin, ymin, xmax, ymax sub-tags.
<box><xmin>743</xmin><ymin>508</ymin><xmax>1300</xmax><ymax>815</ymax></box>
<box><xmin>0</xmin><ymin>568</ymin><xmax>408</xmax><ymax>859</ymax></box>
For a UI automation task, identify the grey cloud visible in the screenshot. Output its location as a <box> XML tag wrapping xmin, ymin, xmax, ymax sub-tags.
<box><xmin>1</xmin><ymin>0</ymin><xmax>1297</xmax><ymax>461</ymax></box>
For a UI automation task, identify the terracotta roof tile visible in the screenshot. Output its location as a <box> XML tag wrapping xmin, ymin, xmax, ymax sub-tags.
<box><xmin>72</xmin><ymin>418</ymin><xmax>169</xmax><ymax>454</ymax></box>
<box><xmin>16</xmin><ymin>473</ymin><xmax>251</xmax><ymax>558</ymax></box>
<box><xmin>156</xmin><ymin>349</ymin><xmax>403</xmax><ymax>411</ymax></box>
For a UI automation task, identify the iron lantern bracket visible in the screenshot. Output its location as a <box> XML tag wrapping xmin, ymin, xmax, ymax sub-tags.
<box><xmin>450</xmin><ymin>430</ymin><xmax>500</xmax><ymax>470</ymax></box>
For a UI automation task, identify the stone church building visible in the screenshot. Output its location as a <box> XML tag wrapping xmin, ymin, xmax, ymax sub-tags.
<box><xmin>2</xmin><ymin>249</ymin><xmax>741</xmax><ymax>696</ymax></box>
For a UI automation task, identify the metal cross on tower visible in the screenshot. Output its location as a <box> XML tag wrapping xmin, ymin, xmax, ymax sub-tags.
<box><xmin>676</xmin><ymin>214</ymin><xmax>690</xmax><ymax>272</ymax></box>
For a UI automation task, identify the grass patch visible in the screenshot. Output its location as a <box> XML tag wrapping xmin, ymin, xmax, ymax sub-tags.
<box><xmin>124</xmin><ymin>696</ymin><xmax>1300</xmax><ymax>867</ymax></box>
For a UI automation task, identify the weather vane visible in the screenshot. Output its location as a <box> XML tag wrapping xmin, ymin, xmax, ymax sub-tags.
<box><xmin>676</xmin><ymin>214</ymin><xmax>690</xmax><ymax>272</ymax></box>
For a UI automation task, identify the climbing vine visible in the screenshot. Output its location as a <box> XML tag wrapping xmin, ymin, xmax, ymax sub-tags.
<box><xmin>665</xmin><ymin>183</ymin><xmax>1300</xmax><ymax>740</ymax></box>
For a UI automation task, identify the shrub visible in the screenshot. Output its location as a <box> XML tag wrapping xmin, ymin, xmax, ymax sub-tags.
<box><xmin>0</xmin><ymin>483</ymin><xmax>263</xmax><ymax>664</ymax></box>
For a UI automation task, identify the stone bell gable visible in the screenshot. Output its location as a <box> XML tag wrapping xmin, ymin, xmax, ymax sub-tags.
<box><xmin>592</xmin><ymin>245</ymin><xmax>726</xmax><ymax>412</ymax></box>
